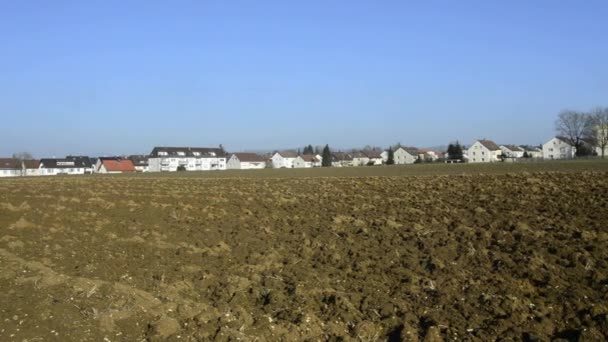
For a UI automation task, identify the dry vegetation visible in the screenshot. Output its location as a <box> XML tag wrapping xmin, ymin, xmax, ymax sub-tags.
<box><xmin>1</xmin><ymin>162</ymin><xmax>608</xmax><ymax>341</ymax></box>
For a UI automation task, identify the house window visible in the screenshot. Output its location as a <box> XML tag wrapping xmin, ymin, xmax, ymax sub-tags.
<box><xmin>560</xmin><ymin>147</ymin><xmax>566</xmax><ymax>153</ymax></box>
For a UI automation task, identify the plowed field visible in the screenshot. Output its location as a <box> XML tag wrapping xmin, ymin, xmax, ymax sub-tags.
<box><xmin>1</xmin><ymin>170</ymin><xmax>607</xmax><ymax>341</ymax></box>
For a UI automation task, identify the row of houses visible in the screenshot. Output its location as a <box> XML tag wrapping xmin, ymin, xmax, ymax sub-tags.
<box><xmin>1</xmin><ymin>137</ymin><xmax>604</xmax><ymax>177</ymax></box>
<box><xmin>0</xmin><ymin>156</ymin><xmax>144</xmax><ymax>177</ymax></box>
<box><xmin>463</xmin><ymin>137</ymin><xmax>583</xmax><ymax>163</ymax></box>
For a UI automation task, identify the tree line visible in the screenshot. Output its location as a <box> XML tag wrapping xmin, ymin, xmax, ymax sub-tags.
<box><xmin>556</xmin><ymin>107</ymin><xmax>608</xmax><ymax>158</ymax></box>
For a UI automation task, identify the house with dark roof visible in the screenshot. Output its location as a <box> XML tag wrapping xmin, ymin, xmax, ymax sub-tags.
<box><xmin>467</xmin><ymin>139</ymin><xmax>503</xmax><ymax>163</ymax></box>
<box><xmin>22</xmin><ymin>160</ymin><xmax>41</xmax><ymax>176</ymax></box>
<box><xmin>271</xmin><ymin>151</ymin><xmax>298</xmax><ymax>168</ymax></box>
<box><xmin>293</xmin><ymin>154</ymin><xmax>322</xmax><ymax>168</ymax></box>
<box><xmin>227</xmin><ymin>153</ymin><xmax>267</xmax><ymax>170</ymax></box>
<box><xmin>0</xmin><ymin>158</ymin><xmax>22</xmax><ymax>177</ymax></box>
<box><xmin>331</xmin><ymin>152</ymin><xmax>354</xmax><ymax>167</ymax></box>
<box><xmin>128</xmin><ymin>155</ymin><xmax>150</xmax><ymax>172</ymax></box>
<box><xmin>66</xmin><ymin>156</ymin><xmax>94</xmax><ymax>174</ymax></box>
<box><xmin>500</xmin><ymin>145</ymin><xmax>525</xmax><ymax>159</ymax></box>
<box><xmin>39</xmin><ymin>159</ymin><xmax>87</xmax><ymax>176</ymax></box>
<box><xmin>148</xmin><ymin>146</ymin><xmax>227</xmax><ymax>172</ymax></box>
<box><xmin>352</xmin><ymin>150</ymin><xmax>384</xmax><ymax>166</ymax></box>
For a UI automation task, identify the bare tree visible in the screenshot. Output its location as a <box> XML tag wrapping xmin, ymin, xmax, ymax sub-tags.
<box><xmin>591</xmin><ymin>107</ymin><xmax>608</xmax><ymax>158</ymax></box>
<box><xmin>555</xmin><ymin>110</ymin><xmax>593</xmax><ymax>157</ymax></box>
<box><xmin>12</xmin><ymin>152</ymin><xmax>33</xmax><ymax>160</ymax></box>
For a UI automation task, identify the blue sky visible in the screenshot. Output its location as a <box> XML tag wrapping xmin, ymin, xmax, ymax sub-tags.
<box><xmin>1</xmin><ymin>1</ymin><xmax>606</xmax><ymax>156</ymax></box>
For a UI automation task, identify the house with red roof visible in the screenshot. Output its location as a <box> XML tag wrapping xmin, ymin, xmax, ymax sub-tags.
<box><xmin>98</xmin><ymin>159</ymin><xmax>136</xmax><ymax>173</ymax></box>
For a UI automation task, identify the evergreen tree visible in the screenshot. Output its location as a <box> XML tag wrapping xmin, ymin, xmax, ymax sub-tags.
<box><xmin>447</xmin><ymin>141</ymin><xmax>464</xmax><ymax>161</ymax></box>
<box><xmin>321</xmin><ymin>145</ymin><xmax>332</xmax><ymax>167</ymax></box>
<box><xmin>386</xmin><ymin>147</ymin><xmax>395</xmax><ymax>165</ymax></box>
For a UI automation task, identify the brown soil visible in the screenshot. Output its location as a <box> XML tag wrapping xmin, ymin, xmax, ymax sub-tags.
<box><xmin>1</xmin><ymin>172</ymin><xmax>607</xmax><ymax>341</ymax></box>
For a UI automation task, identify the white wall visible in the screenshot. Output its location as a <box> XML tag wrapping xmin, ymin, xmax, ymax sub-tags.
<box><xmin>271</xmin><ymin>154</ymin><xmax>295</xmax><ymax>168</ymax></box>
<box><xmin>394</xmin><ymin>148</ymin><xmax>416</xmax><ymax>164</ymax></box>
<box><xmin>148</xmin><ymin>157</ymin><xmax>226</xmax><ymax>172</ymax></box>
<box><xmin>467</xmin><ymin>141</ymin><xmax>501</xmax><ymax>163</ymax></box>
<box><xmin>543</xmin><ymin>138</ymin><xmax>575</xmax><ymax>160</ymax></box>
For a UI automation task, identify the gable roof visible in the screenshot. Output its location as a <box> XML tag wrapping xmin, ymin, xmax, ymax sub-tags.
<box><xmin>40</xmin><ymin>159</ymin><xmax>88</xmax><ymax>169</ymax></box>
<box><xmin>274</xmin><ymin>151</ymin><xmax>297</xmax><ymax>158</ymax></box>
<box><xmin>22</xmin><ymin>160</ymin><xmax>40</xmax><ymax>169</ymax></box>
<box><xmin>298</xmin><ymin>154</ymin><xmax>319</xmax><ymax>162</ymax></box>
<box><xmin>150</xmin><ymin>147</ymin><xmax>226</xmax><ymax>158</ymax></box>
<box><xmin>332</xmin><ymin>152</ymin><xmax>353</xmax><ymax>161</ymax></box>
<box><xmin>501</xmin><ymin>144</ymin><xmax>523</xmax><ymax>152</ymax></box>
<box><xmin>477</xmin><ymin>139</ymin><xmax>501</xmax><ymax>151</ymax></box>
<box><xmin>66</xmin><ymin>156</ymin><xmax>94</xmax><ymax>168</ymax></box>
<box><xmin>102</xmin><ymin>159</ymin><xmax>136</xmax><ymax>172</ymax></box>
<box><xmin>231</xmin><ymin>153</ymin><xmax>266</xmax><ymax>162</ymax></box>
<box><xmin>396</xmin><ymin>146</ymin><xmax>419</xmax><ymax>156</ymax></box>
<box><xmin>363</xmin><ymin>150</ymin><xmax>383</xmax><ymax>159</ymax></box>
<box><xmin>0</xmin><ymin>158</ymin><xmax>20</xmax><ymax>170</ymax></box>
<box><xmin>128</xmin><ymin>155</ymin><xmax>149</xmax><ymax>166</ymax></box>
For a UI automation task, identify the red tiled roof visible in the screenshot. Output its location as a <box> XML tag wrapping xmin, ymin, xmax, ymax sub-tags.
<box><xmin>102</xmin><ymin>159</ymin><xmax>136</xmax><ymax>172</ymax></box>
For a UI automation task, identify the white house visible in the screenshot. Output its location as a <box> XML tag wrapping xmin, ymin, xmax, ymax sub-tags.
<box><xmin>129</xmin><ymin>155</ymin><xmax>150</xmax><ymax>172</ymax></box>
<box><xmin>227</xmin><ymin>153</ymin><xmax>267</xmax><ymax>170</ymax></box>
<box><xmin>98</xmin><ymin>159</ymin><xmax>137</xmax><ymax>174</ymax></box>
<box><xmin>293</xmin><ymin>154</ymin><xmax>321</xmax><ymax>168</ymax></box>
<box><xmin>0</xmin><ymin>158</ymin><xmax>21</xmax><ymax>177</ymax></box>
<box><xmin>353</xmin><ymin>150</ymin><xmax>383</xmax><ymax>166</ymax></box>
<box><xmin>520</xmin><ymin>146</ymin><xmax>543</xmax><ymax>158</ymax></box>
<box><xmin>66</xmin><ymin>156</ymin><xmax>94</xmax><ymax>174</ymax></box>
<box><xmin>23</xmin><ymin>160</ymin><xmax>41</xmax><ymax>176</ymax></box>
<box><xmin>542</xmin><ymin>137</ymin><xmax>576</xmax><ymax>160</ymax></box>
<box><xmin>500</xmin><ymin>145</ymin><xmax>525</xmax><ymax>159</ymax></box>
<box><xmin>148</xmin><ymin>147</ymin><xmax>227</xmax><ymax>172</ymax></box>
<box><xmin>382</xmin><ymin>147</ymin><xmax>419</xmax><ymax>164</ymax></box>
<box><xmin>39</xmin><ymin>159</ymin><xmax>87</xmax><ymax>176</ymax></box>
<box><xmin>467</xmin><ymin>140</ymin><xmax>502</xmax><ymax>163</ymax></box>
<box><xmin>417</xmin><ymin>149</ymin><xmax>440</xmax><ymax>162</ymax></box>
<box><xmin>271</xmin><ymin>151</ymin><xmax>297</xmax><ymax>168</ymax></box>
<box><xmin>331</xmin><ymin>152</ymin><xmax>353</xmax><ymax>167</ymax></box>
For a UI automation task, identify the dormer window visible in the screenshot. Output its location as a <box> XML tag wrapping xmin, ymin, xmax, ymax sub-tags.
<box><xmin>193</xmin><ymin>152</ymin><xmax>201</xmax><ymax>156</ymax></box>
<box><xmin>158</xmin><ymin>151</ymin><xmax>168</xmax><ymax>156</ymax></box>
<box><xmin>209</xmin><ymin>152</ymin><xmax>216</xmax><ymax>157</ymax></box>
<box><xmin>177</xmin><ymin>151</ymin><xmax>185</xmax><ymax>156</ymax></box>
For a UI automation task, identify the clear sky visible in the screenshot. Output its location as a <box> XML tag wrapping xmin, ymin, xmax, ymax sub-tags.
<box><xmin>1</xmin><ymin>1</ymin><xmax>606</xmax><ymax>157</ymax></box>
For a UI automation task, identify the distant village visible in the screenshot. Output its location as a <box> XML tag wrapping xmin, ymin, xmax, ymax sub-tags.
<box><xmin>0</xmin><ymin>135</ymin><xmax>605</xmax><ymax>178</ymax></box>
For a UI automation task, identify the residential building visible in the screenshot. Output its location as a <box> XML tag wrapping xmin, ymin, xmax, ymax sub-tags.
<box><xmin>129</xmin><ymin>155</ymin><xmax>150</xmax><ymax>172</ymax></box>
<box><xmin>23</xmin><ymin>160</ymin><xmax>41</xmax><ymax>176</ymax></box>
<box><xmin>416</xmin><ymin>149</ymin><xmax>440</xmax><ymax>162</ymax></box>
<box><xmin>271</xmin><ymin>151</ymin><xmax>297</xmax><ymax>168</ymax></box>
<box><xmin>543</xmin><ymin>137</ymin><xmax>576</xmax><ymax>160</ymax></box>
<box><xmin>500</xmin><ymin>145</ymin><xmax>525</xmax><ymax>159</ymax></box>
<box><xmin>98</xmin><ymin>159</ymin><xmax>136</xmax><ymax>173</ymax></box>
<box><xmin>227</xmin><ymin>153</ymin><xmax>267</xmax><ymax>170</ymax></box>
<box><xmin>331</xmin><ymin>152</ymin><xmax>353</xmax><ymax>167</ymax></box>
<box><xmin>293</xmin><ymin>154</ymin><xmax>321</xmax><ymax>168</ymax></box>
<box><xmin>467</xmin><ymin>139</ymin><xmax>502</xmax><ymax>163</ymax></box>
<box><xmin>520</xmin><ymin>146</ymin><xmax>543</xmax><ymax>158</ymax></box>
<box><xmin>0</xmin><ymin>158</ymin><xmax>21</xmax><ymax>177</ymax></box>
<box><xmin>39</xmin><ymin>159</ymin><xmax>87</xmax><ymax>175</ymax></box>
<box><xmin>66</xmin><ymin>156</ymin><xmax>95</xmax><ymax>174</ymax></box>
<box><xmin>148</xmin><ymin>147</ymin><xmax>227</xmax><ymax>172</ymax></box>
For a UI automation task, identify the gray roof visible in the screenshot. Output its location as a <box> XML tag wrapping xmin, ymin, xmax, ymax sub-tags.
<box><xmin>150</xmin><ymin>147</ymin><xmax>226</xmax><ymax>158</ymax></box>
